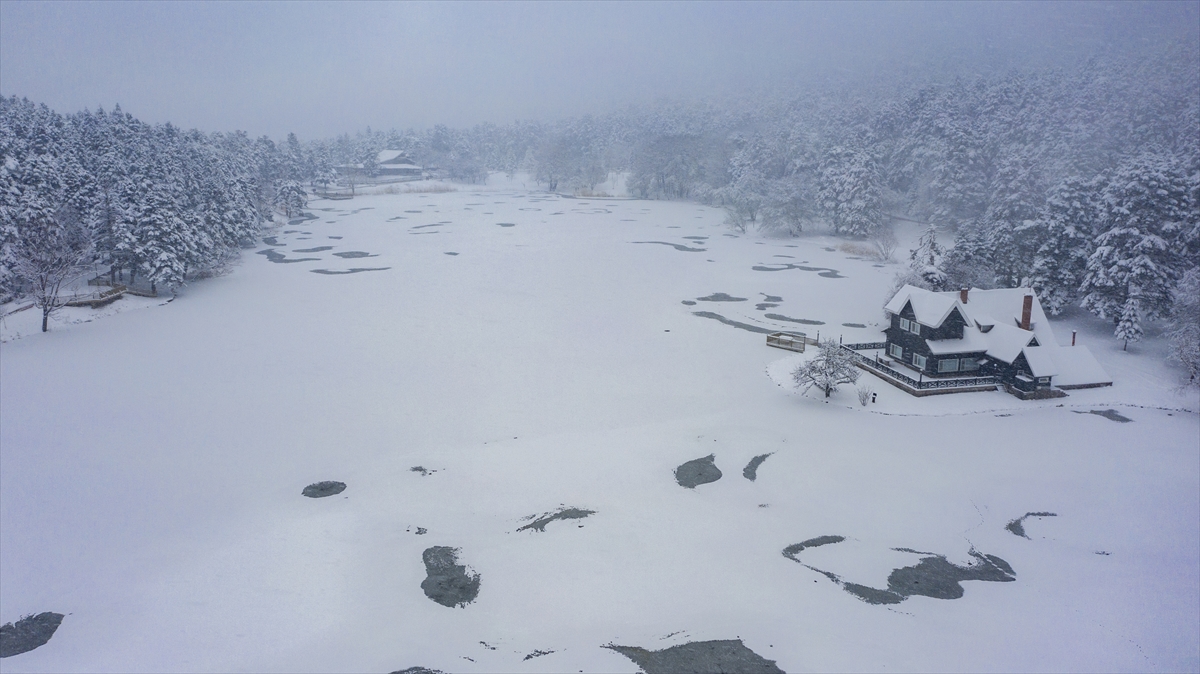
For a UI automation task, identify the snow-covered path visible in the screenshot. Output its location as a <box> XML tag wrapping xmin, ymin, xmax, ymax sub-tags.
<box><xmin>2</xmin><ymin>179</ymin><xmax>1197</xmax><ymax>672</ymax></box>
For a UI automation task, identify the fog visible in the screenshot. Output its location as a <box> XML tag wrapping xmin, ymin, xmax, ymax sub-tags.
<box><xmin>2</xmin><ymin>0</ymin><xmax>1194</xmax><ymax>139</ymax></box>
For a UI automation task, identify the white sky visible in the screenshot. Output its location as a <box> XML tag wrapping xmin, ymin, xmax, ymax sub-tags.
<box><xmin>1</xmin><ymin>1</ymin><xmax>1196</xmax><ymax>140</ymax></box>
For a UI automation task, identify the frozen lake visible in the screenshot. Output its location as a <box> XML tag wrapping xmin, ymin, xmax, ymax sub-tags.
<box><xmin>2</xmin><ymin>178</ymin><xmax>1197</xmax><ymax>672</ymax></box>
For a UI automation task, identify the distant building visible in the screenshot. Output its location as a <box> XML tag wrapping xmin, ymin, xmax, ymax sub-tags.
<box><xmin>335</xmin><ymin>150</ymin><xmax>423</xmax><ymax>180</ymax></box>
<box><xmin>855</xmin><ymin>285</ymin><xmax>1111</xmax><ymax>398</ymax></box>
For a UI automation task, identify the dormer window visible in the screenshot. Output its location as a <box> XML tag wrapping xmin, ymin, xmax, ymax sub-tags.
<box><xmin>899</xmin><ymin>317</ymin><xmax>920</xmax><ymax>335</ymax></box>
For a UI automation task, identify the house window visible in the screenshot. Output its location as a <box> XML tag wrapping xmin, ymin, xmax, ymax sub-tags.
<box><xmin>899</xmin><ymin>317</ymin><xmax>912</xmax><ymax>332</ymax></box>
<box><xmin>960</xmin><ymin>358</ymin><xmax>980</xmax><ymax>371</ymax></box>
<box><xmin>889</xmin><ymin>343</ymin><xmax>903</xmax><ymax>359</ymax></box>
<box><xmin>938</xmin><ymin>358</ymin><xmax>960</xmax><ymax>373</ymax></box>
<box><xmin>912</xmin><ymin>353</ymin><xmax>927</xmax><ymax>369</ymax></box>
<box><xmin>1037</xmin><ymin>377</ymin><xmax>1050</xmax><ymax>384</ymax></box>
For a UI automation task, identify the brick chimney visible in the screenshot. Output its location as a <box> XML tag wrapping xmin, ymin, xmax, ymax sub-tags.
<box><xmin>1020</xmin><ymin>295</ymin><xmax>1033</xmax><ymax>330</ymax></box>
<box><xmin>960</xmin><ymin>287</ymin><xmax>969</xmax><ymax>304</ymax></box>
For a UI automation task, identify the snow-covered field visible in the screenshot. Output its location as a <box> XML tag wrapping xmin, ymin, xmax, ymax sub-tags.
<box><xmin>2</xmin><ymin>175</ymin><xmax>1197</xmax><ymax>673</ymax></box>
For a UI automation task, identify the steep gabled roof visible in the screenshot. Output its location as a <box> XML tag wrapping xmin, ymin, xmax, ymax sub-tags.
<box><xmin>884</xmin><ymin>285</ymin><xmax>961</xmax><ymax>327</ymax></box>
<box><xmin>377</xmin><ymin>149</ymin><xmax>410</xmax><ymax>164</ymax></box>
<box><xmin>983</xmin><ymin>323</ymin><xmax>1040</xmax><ymax>364</ymax></box>
<box><xmin>1021</xmin><ymin>346</ymin><xmax>1059</xmax><ymax>377</ymax></box>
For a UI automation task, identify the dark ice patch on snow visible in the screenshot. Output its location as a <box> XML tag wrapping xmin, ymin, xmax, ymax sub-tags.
<box><xmin>0</xmin><ymin>612</ymin><xmax>64</xmax><ymax>658</ymax></box>
<box><xmin>444</xmin><ymin>252</ymin><xmax>459</xmax><ymax>256</ymax></box>
<box><xmin>517</xmin><ymin>507</ymin><xmax>595</xmax><ymax>532</ymax></box>
<box><xmin>756</xmin><ymin>303</ymin><xmax>780</xmax><ymax>311</ymax></box>
<box><xmin>421</xmin><ymin>546</ymin><xmax>480</xmax><ymax>608</ymax></box>
<box><xmin>389</xmin><ymin>667</ymin><xmax>445</xmax><ymax>674</ymax></box>
<box><xmin>752</xmin><ymin>263</ymin><xmax>843</xmax><ymax>278</ymax></box>
<box><xmin>842</xmin><ymin>323</ymin><xmax>867</xmax><ymax>328</ymax></box>
<box><xmin>410</xmin><ymin>223</ymin><xmax>442</xmax><ymax>229</ymax></box>
<box><xmin>523</xmin><ymin>650</ymin><xmax>555</xmax><ymax>661</ymax></box>
<box><xmin>310</xmin><ymin>267</ymin><xmax>391</xmax><ymax>275</ymax></box>
<box><xmin>294</xmin><ymin>246</ymin><xmax>333</xmax><ymax>253</ymax></box>
<box><xmin>681</xmin><ymin>300</ymin><xmax>696</xmax><ymax>306</ymax></box>
<box><xmin>496</xmin><ymin>222</ymin><xmax>516</xmax><ymax>227</ymax></box>
<box><xmin>332</xmin><ymin>251</ymin><xmax>377</xmax><ymax>258</ymax></box>
<box><xmin>257</xmin><ymin>249</ymin><xmax>320</xmax><ymax>264</ymax></box>
<box><xmin>697</xmin><ymin>293</ymin><xmax>747</xmax><ymax>302</ymax></box>
<box><xmin>405</xmin><ymin>210</ymin><xmax>423</xmax><ymax>214</ymax></box>
<box><xmin>761</xmin><ymin>294</ymin><xmax>783</xmax><ymax>302</ymax></box>
<box><xmin>743</xmin><ymin>453</ymin><xmax>773</xmax><ymax>481</ymax></box>
<box><xmin>1073</xmin><ymin>409</ymin><xmax>1132</xmax><ymax>423</ymax></box>
<box><xmin>773</xmin><ymin>255</ymin><xmax>794</xmax><ymax>258</ymax></box>
<box><xmin>1005</xmin><ymin>512</ymin><xmax>1057</xmax><ymax>539</ymax></box>
<box><xmin>675</xmin><ymin>454</ymin><xmax>722</xmax><ymax>488</ymax></box>
<box><xmin>605</xmin><ymin>639</ymin><xmax>784</xmax><ymax>674</ymax></box>
<box><xmin>410</xmin><ymin>466</ymin><xmax>438</xmax><ymax>476</ymax></box>
<box><xmin>261</xmin><ymin>236</ymin><xmax>285</xmax><ymax>246</ymax></box>
<box><xmin>691</xmin><ymin>312</ymin><xmax>773</xmax><ymax>334</ymax></box>
<box><xmin>302</xmin><ymin>481</ymin><xmax>346</xmax><ymax>498</ymax></box>
<box><xmin>328</xmin><ymin>236</ymin><xmax>342</xmax><ymax>239</ymax></box>
<box><xmin>683</xmin><ymin>236</ymin><xmax>708</xmax><ymax>240</ymax></box>
<box><xmin>765</xmin><ymin>313</ymin><xmax>824</xmax><ymax>325</ymax></box>
<box><xmin>783</xmin><ymin>538</ymin><xmax>1015</xmax><ymax>605</ymax></box>
<box><xmin>632</xmin><ymin>241</ymin><xmax>707</xmax><ymax>252</ymax></box>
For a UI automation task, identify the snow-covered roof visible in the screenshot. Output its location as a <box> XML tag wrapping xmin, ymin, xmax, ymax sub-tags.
<box><xmin>1021</xmin><ymin>346</ymin><xmax>1059</xmax><ymax>377</ymax></box>
<box><xmin>377</xmin><ymin>149</ymin><xmax>408</xmax><ymax>163</ymax></box>
<box><xmin>1046</xmin><ymin>345</ymin><xmax>1112</xmax><ymax>387</ymax></box>
<box><xmin>983</xmin><ymin>323</ymin><xmax>1040</xmax><ymax>364</ymax></box>
<box><xmin>957</xmin><ymin>288</ymin><xmax>1054</xmax><ymax>346</ymax></box>
<box><xmin>926</xmin><ymin>330</ymin><xmax>990</xmax><ymax>355</ymax></box>
<box><xmin>378</xmin><ymin>163</ymin><xmax>421</xmax><ymax>170</ymax></box>
<box><xmin>884</xmin><ymin>285</ymin><xmax>961</xmax><ymax>326</ymax></box>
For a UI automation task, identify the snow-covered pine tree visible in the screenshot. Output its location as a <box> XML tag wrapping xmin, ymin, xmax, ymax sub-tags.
<box><xmin>817</xmin><ymin>145</ymin><xmax>884</xmax><ymax>238</ymax></box>
<box><xmin>1026</xmin><ymin>175</ymin><xmax>1102</xmax><ymax>314</ymax></box>
<box><xmin>1168</xmin><ymin>266</ymin><xmax>1200</xmax><ymax>388</ymax></box>
<box><xmin>908</xmin><ymin>224</ymin><xmax>947</xmax><ymax>290</ymax></box>
<box><xmin>1080</xmin><ymin>153</ymin><xmax>1192</xmax><ymax>347</ymax></box>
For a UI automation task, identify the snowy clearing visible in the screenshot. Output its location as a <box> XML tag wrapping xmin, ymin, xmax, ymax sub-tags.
<box><xmin>1</xmin><ymin>175</ymin><xmax>1197</xmax><ymax>673</ymax></box>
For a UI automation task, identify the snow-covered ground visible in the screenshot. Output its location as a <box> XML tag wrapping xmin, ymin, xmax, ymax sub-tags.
<box><xmin>2</xmin><ymin>174</ymin><xmax>1197</xmax><ymax>673</ymax></box>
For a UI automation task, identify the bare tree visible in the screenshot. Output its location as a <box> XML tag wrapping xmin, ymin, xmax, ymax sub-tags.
<box><xmin>10</xmin><ymin>205</ymin><xmax>95</xmax><ymax>332</ymax></box>
<box><xmin>857</xmin><ymin>385</ymin><xmax>874</xmax><ymax>406</ymax></box>
<box><xmin>871</xmin><ymin>227</ymin><xmax>898</xmax><ymax>262</ymax></box>
<box><xmin>792</xmin><ymin>339</ymin><xmax>861</xmax><ymax>398</ymax></box>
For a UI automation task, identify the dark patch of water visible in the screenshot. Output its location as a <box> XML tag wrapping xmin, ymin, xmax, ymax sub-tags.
<box><xmin>257</xmin><ymin>249</ymin><xmax>320</xmax><ymax>264</ymax></box>
<box><xmin>824</xmin><ymin>247</ymin><xmax>836</xmax><ymax>251</ymax></box>
<box><xmin>387</xmin><ymin>216</ymin><xmax>407</xmax><ymax>221</ymax></box>
<box><xmin>333</xmin><ymin>251</ymin><xmax>376</xmax><ymax>258</ymax></box>
<box><xmin>842</xmin><ymin>323</ymin><xmax>867</xmax><ymax>328</ymax></box>
<box><xmin>523</xmin><ymin>650</ymin><xmax>555</xmax><ymax>661</ymax></box>
<box><xmin>692</xmin><ymin>311</ymin><xmax>773</xmax><ymax>334</ymax></box>
<box><xmin>675</xmin><ymin>454</ymin><xmax>722</xmax><ymax>488</ymax></box>
<box><xmin>444</xmin><ymin>252</ymin><xmax>459</xmax><ymax>256</ymax></box>
<box><xmin>1073</xmin><ymin>409</ymin><xmax>1133</xmax><ymax>423</ymax></box>
<box><xmin>762</xmin><ymin>294</ymin><xmax>783</xmax><ymax>302</ymax></box>
<box><xmin>517</xmin><ymin>507</ymin><xmax>596</xmax><ymax>532</ymax></box>
<box><xmin>773</xmin><ymin>255</ymin><xmax>794</xmax><ymax>258</ymax></box>
<box><xmin>765</xmin><ymin>313</ymin><xmax>824</xmax><ymax>325</ymax></box>
<box><xmin>405</xmin><ymin>210</ymin><xmax>423</xmax><ymax>213</ymax></box>
<box><xmin>0</xmin><ymin>612</ymin><xmax>64</xmax><ymax>658</ymax></box>
<box><xmin>261</xmin><ymin>236</ymin><xmax>285</xmax><ymax>246</ymax></box>
<box><xmin>683</xmin><ymin>236</ymin><xmax>708</xmax><ymax>240</ymax></box>
<box><xmin>302</xmin><ymin>481</ymin><xmax>346</xmax><ymax>498</ymax></box>
<box><xmin>421</xmin><ymin>546</ymin><xmax>480</xmax><ymax>608</ymax></box>
<box><xmin>784</xmin><ymin>538</ymin><xmax>1015</xmax><ymax>605</ymax></box>
<box><xmin>752</xmin><ymin>263</ymin><xmax>841</xmax><ymax>278</ymax></box>
<box><xmin>388</xmin><ymin>667</ymin><xmax>445</xmax><ymax>674</ymax></box>
<box><xmin>681</xmin><ymin>300</ymin><xmax>696</xmax><ymax>306</ymax></box>
<box><xmin>756</xmin><ymin>303</ymin><xmax>780</xmax><ymax>311</ymax></box>
<box><xmin>519</xmin><ymin>207</ymin><xmax>541</xmax><ymax>211</ymax></box>
<box><xmin>604</xmin><ymin>639</ymin><xmax>783</xmax><ymax>674</ymax></box>
<box><xmin>697</xmin><ymin>293</ymin><xmax>747</xmax><ymax>302</ymax></box>
<box><xmin>328</xmin><ymin>236</ymin><xmax>343</xmax><ymax>239</ymax></box>
<box><xmin>496</xmin><ymin>223</ymin><xmax>516</xmax><ymax>227</ymax></box>
<box><xmin>410</xmin><ymin>223</ymin><xmax>442</xmax><ymax>229</ymax></box>
<box><xmin>310</xmin><ymin>267</ymin><xmax>391</xmax><ymax>275</ymax></box>
<box><xmin>632</xmin><ymin>241</ymin><xmax>707</xmax><ymax>252</ymax></box>
<box><xmin>743</xmin><ymin>453</ymin><xmax>773</xmax><ymax>481</ymax></box>
<box><xmin>1005</xmin><ymin>512</ymin><xmax>1057</xmax><ymax>538</ymax></box>
<box><xmin>284</xmin><ymin>230</ymin><xmax>298</xmax><ymax>234</ymax></box>
<box><xmin>294</xmin><ymin>246</ymin><xmax>333</xmax><ymax>253</ymax></box>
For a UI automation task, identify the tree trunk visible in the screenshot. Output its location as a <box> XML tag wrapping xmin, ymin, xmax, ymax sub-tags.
<box><xmin>825</xmin><ymin>384</ymin><xmax>831</xmax><ymax>398</ymax></box>
<box><xmin>42</xmin><ymin>307</ymin><xmax>49</xmax><ymax>332</ymax></box>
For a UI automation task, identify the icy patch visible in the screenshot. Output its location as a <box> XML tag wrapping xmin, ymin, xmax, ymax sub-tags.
<box><xmin>605</xmin><ymin>639</ymin><xmax>783</xmax><ymax>674</ymax></box>
<box><xmin>516</xmin><ymin>507</ymin><xmax>596</xmax><ymax>532</ymax></box>
<box><xmin>0</xmin><ymin>612</ymin><xmax>64</xmax><ymax>658</ymax></box>
<box><xmin>302</xmin><ymin>481</ymin><xmax>346</xmax><ymax>498</ymax></box>
<box><xmin>743</xmin><ymin>453</ymin><xmax>773</xmax><ymax>481</ymax></box>
<box><xmin>691</xmin><ymin>312</ymin><xmax>773</xmax><ymax>334</ymax></box>
<box><xmin>764</xmin><ymin>313</ymin><xmax>824</xmax><ymax>325</ymax></box>
<box><xmin>632</xmin><ymin>241</ymin><xmax>707</xmax><ymax>252</ymax></box>
<box><xmin>420</xmin><ymin>546</ymin><xmax>481</xmax><ymax>608</ymax></box>
<box><xmin>1073</xmin><ymin>409</ymin><xmax>1133</xmax><ymax>423</ymax></box>
<box><xmin>697</xmin><ymin>293</ymin><xmax>747</xmax><ymax>302</ymax></box>
<box><xmin>332</xmin><ymin>251</ymin><xmax>377</xmax><ymax>258</ymax></box>
<box><xmin>256</xmin><ymin>249</ymin><xmax>319</xmax><ymax>264</ymax></box>
<box><xmin>294</xmin><ymin>246</ymin><xmax>333</xmax><ymax>253</ymax></box>
<box><xmin>675</xmin><ymin>454</ymin><xmax>722</xmax><ymax>488</ymax></box>
<box><xmin>1006</xmin><ymin>512</ymin><xmax>1057</xmax><ymax>539</ymax></box>
<box><xmin>309</xmin><ymin>268</ymin><xmax>391</xmax><ymax>275</ymax></box>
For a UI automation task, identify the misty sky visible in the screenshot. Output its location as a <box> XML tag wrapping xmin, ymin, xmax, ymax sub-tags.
<box><xmin>2</xmin><ymin>1</ymin><xmax>1196</xmax><ymax>140</ymax></box>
